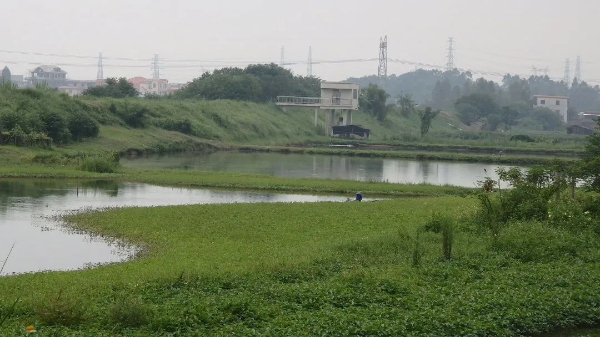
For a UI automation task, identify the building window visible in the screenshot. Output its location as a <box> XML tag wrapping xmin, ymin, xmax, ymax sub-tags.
<box><xmin>540</xmin><ymin>99</ymin><xmax>545</xmax><ymax>104</ymax></box>
<box><xmin>353</xmin><ymin>89</ymin><xmax>357</xmax><ymax>99</ymax></box>
<box><xmin>556</xmin><ymin>100</ymin><xmax>560</xmax><ymax>105</ymax></box>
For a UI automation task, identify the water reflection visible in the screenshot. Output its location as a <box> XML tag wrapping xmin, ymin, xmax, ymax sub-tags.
<box><xmin>0</xmin><ymin>179</ymin><xmax>348</xmax><ymax>275</ymax></box>
<box><xmin>122</xmin><ymin>152</ymin><xmax>523</xmax><ymax>187</ymax></box>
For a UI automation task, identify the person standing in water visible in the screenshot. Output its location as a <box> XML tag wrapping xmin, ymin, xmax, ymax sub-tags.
<box><xmin>355</xmin><ymin>191</ymin><xmax>363</xmax><ymax>202</ymax></box>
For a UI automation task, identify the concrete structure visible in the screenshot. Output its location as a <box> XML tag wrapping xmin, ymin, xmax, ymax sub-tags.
<box><xmin>128</xmin><ymin>77</ymin><xmax>169</xmax><ymax>96</ymax></box>
<box><xmin>534</xmin><ymin>95</ymin><xmax>569</xmax><ymax>123</ymax></box>
<box><xmin>276</xmin><ymin>81</ymin><xmax>360</xmax><ymax>135</ymax></box>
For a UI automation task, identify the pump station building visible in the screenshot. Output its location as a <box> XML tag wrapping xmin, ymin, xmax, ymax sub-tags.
<box><xmin>277</xmin><ymin>81</ymin><xmax>367</xmax><ymax>138</ymax></box>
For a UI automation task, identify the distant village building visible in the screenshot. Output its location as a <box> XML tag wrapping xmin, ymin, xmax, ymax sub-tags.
<box><xmin>533</xmin><ymin>95</ymin><xmax>569</xmax><ymax>123</ymax></box>
<box><xmin>27</xmin><ymin>65</ymin><xmax>96</xmax><ymax>95</ymax></box>
<box><xmin>167</xmin><ymin>83</ymin><xmax>186</xmax><ymax>94</ymax></box>
<box><xmin>580</xmin><ymin>111</ymin><xmax>600</xmax><ymax>121</ymax></box>
<box><xmin>567</xmin><ymin>120</ymin><xmax>596</xmax><ymax>135</ymax></box>
<box><xmin>128</xmin><ymin>77</ymin><xmax>170</xmax><ymax>96</ymax></box>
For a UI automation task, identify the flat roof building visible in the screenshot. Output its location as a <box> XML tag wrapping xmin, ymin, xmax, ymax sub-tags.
<box><xmin>533</xmin><ymin>95</ymin><xmax>569</xmax><ymax>123</ymax></box>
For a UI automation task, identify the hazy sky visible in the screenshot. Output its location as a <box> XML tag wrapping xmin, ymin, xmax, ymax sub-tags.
<box><xmin>1</xmin><ymin>0</ymin><xmax>599</xmax><ymax>84</ymax></box>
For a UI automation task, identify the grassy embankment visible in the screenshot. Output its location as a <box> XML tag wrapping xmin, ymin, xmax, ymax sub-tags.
<box><xmin>0</xmin><ymin>198</ymin><xmax>599</xmax><ymax>336</ymax></box>
<box><xmin>0</xmin><ymin>86</ymin><xmax>585</xmax><ymax>165</ymax></box>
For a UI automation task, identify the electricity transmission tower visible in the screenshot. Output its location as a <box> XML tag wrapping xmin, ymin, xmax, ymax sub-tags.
<box><xmin>575</xmin><ymin>55</ymin><xmax>581</xmax><ymax>81</ymax></box>
<box><xmin>446</xmin><ymin>37</ymin><xmax>455</xmax><ymax>71</ymax></box>
<box><xmin>531</xmin><ymin>65</ymin><xmax>538</xmax><ymax>76</ymax></box>
<box><xmin>280</xmin><ymin>47</ymin><xmax>285</xmax><ymax>67</ymax></box>
<box><xmin>377</xmin><ymin>35</ymin><xmax>387</xmax><ymax>80</ymax></box>
<box><xmin>97</xmin><ymin>52</ymin><xmax>103</xmax><ymax>80</ymax></box>
<box><xmin>152</xmin><ymin>54</ymin><xmax>160</xmax><ymax>79</ymax></box>
<box><xmin>542</xmin><ymin>67</ymin><xmax>549</xmax><ymax>76</ymax></box>
<box><xmin>563</xmin><ymin>58</ymin><xmax>570</xmax><ymax>85</ymax></box>
<box><xmin>307</xmin><ymin>46</ymin><xmax>312</xmax><ymax>77</ymax></box>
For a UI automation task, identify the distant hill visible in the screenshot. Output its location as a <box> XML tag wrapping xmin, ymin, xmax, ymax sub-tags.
<box><xmin>348</xmin><ymin>69</ymin><xmax>471</xmax><ymax>105</ymax></box>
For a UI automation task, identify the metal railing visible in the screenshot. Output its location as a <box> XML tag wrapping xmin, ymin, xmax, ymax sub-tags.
<box><xmin>276</xmin><ymin>96</ymin><xmax>321</xmax><ymax>106</ymax></box>
<box><xmin>276</xmin><ymin>96</ymin><xmax>354</xmax><ymax>107</ymax></box>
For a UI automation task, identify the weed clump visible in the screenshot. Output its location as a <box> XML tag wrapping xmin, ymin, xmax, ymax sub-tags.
<box><xmin>35</xmin><ymin>293</ymin><xmax>87</xmax><ymax>327</ymax></box>
<box><xmin>108</xmin><ymin>296</ymin><xmax>154</xmax><ymax>328</ymax></box>
<box><xmin>79</xmin><ymin>152</ymin><xmax>120</xmax><ymax>173</ymax></box>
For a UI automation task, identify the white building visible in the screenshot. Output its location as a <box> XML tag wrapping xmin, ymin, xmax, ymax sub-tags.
<box><xmin>534</xmin><ymin>95</ymin><xmax>569</xmax><ymax>123</ymax></box>
<box><xmin>319</xmin><ymin>81</ymin><xmax>360</xmax><ymax>111</ymax></box>
<box><xmin>129</xmin><ymin>77</ymin><xmax>169</xmax><ymax>96</ymax></box>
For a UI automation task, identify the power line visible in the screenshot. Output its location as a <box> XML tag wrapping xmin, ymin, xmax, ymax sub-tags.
<box><xmin>0</xmin><ymin>49</ymin><xmax>151</xmax><ymax>61</ymax></box>
<box><xmin>2</xmin><ymin>52</ymin><xmax>600</xmax><ymax>85</ymax></box>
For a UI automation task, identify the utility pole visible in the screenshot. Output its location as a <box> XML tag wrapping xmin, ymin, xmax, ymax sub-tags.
<box><xmin>152</xmin><ymin>54</ymin><xmax>160</xmax><ymax>79</ymax></box>
<box><xmin>97</xmin><ymin>52</ymin><xmax>103</xmax><ymax>80</ymax></box>
<box><xmin>280</xmin><ymin>46</ymin><xmax>285</xmax><ymax>67</ymax></box>
<box><xmin>575</xmin><ymin>55</ymin><xmax>581</xmax><ymax>81</ymax></box>
<box><xmin>563</xmin><ymin>58</ymin><xmax>570</xmax><ymax>85</ymax></box>
<box><xmin>446</xmin><ymin>37</ymin><xmax>455</xmax><ymax>71</ymax></box>
<box><xmin>307</xmin><ymin>46</ymin><xmax>312</xmax><ymax>77</ymax></box>
<box><xmin>377</xmin><ymin>35</ymin><xmax>387</xmax><ymax>80</ymax></box>
<box><xmin>542</xmin><ymin>67</ymin><xmax>549</xmax><ymax>77</ymax></box>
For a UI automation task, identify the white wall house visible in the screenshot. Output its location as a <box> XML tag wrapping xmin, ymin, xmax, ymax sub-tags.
<box><xmin>534</xmin><ymin>95</ymin><xmax>569</xmax><ymax>123</ymax></box>
<box><xmin>320</xmin><ymin>81</ymin><xmax>360</xmax><ymax>110</ymax></box>
<box><xmin>129</xmin><ymin>77</ymin><xmax>169</xmax><ymax>96</ymax></box>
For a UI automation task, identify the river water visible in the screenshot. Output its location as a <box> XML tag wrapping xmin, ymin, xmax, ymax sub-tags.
<box><xmin>0</xmin><ymin>179</ymin><xmax>349</xmax><ymax>275</ymax></box>
<box><xmin>122</xmin><ymin>152</ymin><xmax>524</xmax><ymax>188</ymax></box>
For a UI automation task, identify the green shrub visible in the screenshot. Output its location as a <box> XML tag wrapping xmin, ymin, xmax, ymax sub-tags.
<box><xmin>79</xmin><ymin>153</ymin><xmax>120</xmax><ymax>173</ymax></box>
<box><xmin>424</xmin><ymin>212</ymin><xmax>448</xmax><ymax>233</ymax></box>
<box><xmin>68</xmin><ymin>113</ymin><xmax>99</xmax><ymax>140</ymax></box>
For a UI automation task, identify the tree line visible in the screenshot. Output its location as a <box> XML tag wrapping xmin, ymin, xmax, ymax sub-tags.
<box><xmin>350</xmin><ymin>69</ymin><xmax>600</xmax><ymax>131</ymax></box>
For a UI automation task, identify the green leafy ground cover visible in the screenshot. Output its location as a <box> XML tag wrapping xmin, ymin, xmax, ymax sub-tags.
<box><xmin>0</xmin><ymin>197</ymin><xmax>598</xmax><ymax>336</ymax></box>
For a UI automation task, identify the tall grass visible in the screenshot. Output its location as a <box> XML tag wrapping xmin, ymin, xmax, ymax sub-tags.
<box><xmin>79</xmin><ymin>152</ymin><xmax>120</xmax><ymax>173</ymax></box>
